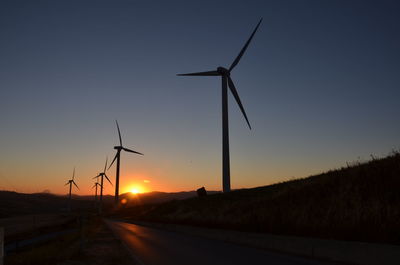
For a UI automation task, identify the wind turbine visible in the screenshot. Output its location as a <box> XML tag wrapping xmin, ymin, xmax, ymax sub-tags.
<box><xmin>93</xmin><ymin>157</ymin><xmax>112</xmax><ymax>212</ymax></box>
<box><xmin>177</xmin><ymin>18</ymin><xmax>262</xmax><ymax>193</ymax></box>
<box><xmin>92</xmin><ymin>182</ymin><xmax>101</xmax><ymax>206</ymax></box>
<box><xmin>65</xmin><ymin>167</ymin><xmax>79</xmax><ymax>211</ymax></box>
<box><xmin>108</xmin><ymin>120</ymin><xmax>143</xmax><ymax>204</ymax></box>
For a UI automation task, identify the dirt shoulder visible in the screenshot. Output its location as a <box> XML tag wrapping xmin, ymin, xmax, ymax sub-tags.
<box><xmin>70</xmin><ymin>219</ymin><xmax>135</xmax><ymax>265</ymax></box>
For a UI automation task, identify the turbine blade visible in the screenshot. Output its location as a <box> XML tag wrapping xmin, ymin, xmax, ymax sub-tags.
<box><xmin>73</xmin><ymin>181</ymin><xmax>79</xmax><ymax>190</ymax></box>
<box><xmin>104</xmin><ymin>174</ymin><xmax>113</xmax><ymax>186</ymax></box>
<box><xmin>229</xmin><ymin>18</ymin><xmax>262</xmax><ymax>72</ymax></box>
<box><xmin>116</xmin><ymin>120</ymin><xmax>122</xmax><ymax>146</ymax></box>
<box><xmin>92</xmin><ymin>183</ymin><xmax>96</xmax><ymax>189</ymax></box>
<box><xmin>92</xmin><ymin>174</ymin><xmax>100</xmax><ymax>179</ymax></box>
<box><xmin>122</xmin><ymin>147</ymin><xmax>144</xmax><ymax>155</ymax></box>
<box><xmin>227</xmin><ymin>76</ymin><xmax>251</xmax><ymax>130</ymax></box>
<box><xmin>103</xmin><ymin>157</ymin><xmax>108</xmax><ymax>173</ymax></box>
<box><xmin>177</xmin><ymin>70</ymin><xmax>219</xmax><ymax>76</ymax></box>
<box><xmin>108</xmin><ymin>152</ymin><xmax>118</xmax><ymax>170</ymax></box>
<box><xmin>72</xmin><ymin>167</ymin><xmax>75</xmax><ymax>180</ymax></box>
<box><xmin>65</xmin><ymin>182</ymin><xmax>70</xmax><ymax>186</ymax></box>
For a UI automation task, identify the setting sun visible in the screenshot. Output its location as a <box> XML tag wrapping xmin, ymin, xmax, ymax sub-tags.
<box><xmin>131</xmin><ymin>188</ymin><xmax>140</xmax><ymax>194</ymax></box>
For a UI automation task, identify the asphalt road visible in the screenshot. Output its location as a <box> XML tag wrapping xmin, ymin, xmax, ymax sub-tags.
<box><xmin>106</xmin><ymin>220</ymin><xmax>340</xmax><ymax>265</ymax></box>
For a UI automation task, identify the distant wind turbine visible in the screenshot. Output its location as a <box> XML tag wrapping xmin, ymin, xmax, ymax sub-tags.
<box><xmin>92</xmin><ymin>181</ymin><xmax>101</xmax><ymax>206</ymax></box>
<box><xmin>94</xmin><ymin>157</ymin><xmax>112</xmax><ymax>212</ymax></box>
<box><xmin>108</xmin><ymin>120</ymin><xmax>143</xmax><ymax>204</ymax></box>
<box><xmin>177</xmin><ymin>18</ymin><xmax>262</xmax><ymax>193</ymax></box>
<box><xmin>65</xmin><ymin>167</ymin><xmax>79</xmax><ymax>211</ymax></box>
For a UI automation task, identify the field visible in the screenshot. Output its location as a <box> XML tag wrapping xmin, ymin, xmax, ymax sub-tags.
<box><xmin>115</xmin><ymin>151</ymin><xmax>400</xmax><ymax>244</ymax></box>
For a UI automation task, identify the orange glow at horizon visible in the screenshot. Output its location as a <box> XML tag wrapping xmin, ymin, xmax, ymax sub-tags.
<box><xmin>130</xmin><ymin>187</ymin><xmax>140</xmax><ymax>194</ymax></box>
<box><xmin>121</xmin><ymin>181</ymin><xmax>147</xmax><ymax>195</ymax></box>
<box><xmin>117</xmin><ymin>172</ymin><xmax>151</xmax><ymax>194</ymax></box>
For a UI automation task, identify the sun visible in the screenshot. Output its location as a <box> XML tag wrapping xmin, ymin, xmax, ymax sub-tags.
<box><xmin>126</xmin><ymin>184</ymin><xmax>146</xmax><ymax>195</ymax></box>
<box><xmin>130</xmin><ymin>188</ymin><xmax>140</xmax><ymax>194</ymax></box>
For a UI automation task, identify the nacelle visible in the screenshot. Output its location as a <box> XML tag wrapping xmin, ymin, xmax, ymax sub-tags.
<box><xmin>217</xmin><ymin>66</ymin><xmax>229</xmax><ymax>75</ymax></box>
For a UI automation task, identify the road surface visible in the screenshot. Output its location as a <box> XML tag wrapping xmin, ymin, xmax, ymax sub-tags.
<box><xmin>106</xmin><ymin>220</ymin><xmax>341</xmax><ymax>265</ymax></box>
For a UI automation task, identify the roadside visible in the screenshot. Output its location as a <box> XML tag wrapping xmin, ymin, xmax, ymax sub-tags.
<box><xmin>5</xmin><ymin>216</ymin><xmax>135</xmax><ymax>265</ymax></box>
<box><xmin>67</xmin><ymin>218</ymin><xmax>135</xmax><ymax>265</ymax></box>
<box><xmin>1</xmin><ymin>213</ymin><xmax>76</xmax><ymax>244</ymax></box>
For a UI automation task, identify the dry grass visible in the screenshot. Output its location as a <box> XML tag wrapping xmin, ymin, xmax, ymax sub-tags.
<box><xmin>118</xmin><ymin>151</ymin><xmax>400</xmax><ymax>244</ymax></box>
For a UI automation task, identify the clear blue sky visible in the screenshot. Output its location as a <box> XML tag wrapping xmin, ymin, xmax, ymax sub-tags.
<box><xmin>1</xmin><ymin>0</ymin><xmax>400</xmax><ymax>194</ymax></box>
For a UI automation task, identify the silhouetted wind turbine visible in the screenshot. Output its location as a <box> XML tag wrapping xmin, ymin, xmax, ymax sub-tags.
<box><xmin>92</xmin><ymin>182</ymin><xmax>101</xmax><ymax>205</ymax></box>
<box><xmin>108</xmin><ymin>120</ymin><xmax>143</xmax><ymax>204</ymax></box>
<box><xmin>94</xmin><ymin>157</ymin><xmax>112</xmax><ymax>212</ymax></box>
<box><xmin>177</xmin><ymin>18</ymin><xmax>262</xmax><ymax>193</ymax></box>
<box><xmin>65</xmin><ymin>167</ymin><xmax>79</xmax><ymax>211</ymax></box>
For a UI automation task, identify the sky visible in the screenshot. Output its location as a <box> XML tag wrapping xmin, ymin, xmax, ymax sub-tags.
<box><xmin>1</xmin><ymin>0</ymin><xmax>400</xmax><ymax>195</ymax></box>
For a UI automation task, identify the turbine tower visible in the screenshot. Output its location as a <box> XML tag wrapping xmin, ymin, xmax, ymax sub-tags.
<box><xmin>65</xmin><ymin>167</ymin><xmax>79</xmax><ymax>211</ymax></box>
<box><xmin>177</xmin><ymin>19</ymin><xmax>262</xmax><ymax>193</ymax></box>
<box><xmin>108</xmin><ymin>120</ymin><xmax>143</xmax><ymax>204</ymax></box>
<box><xmin>94</xmin><ymin>157</ymin><xmax>112</xmax><ymax>212</ymax></box>
<box><xmin>92</xmin><ymin>181</ymin><xmax>101</xmax><ymax>207</ymax></box>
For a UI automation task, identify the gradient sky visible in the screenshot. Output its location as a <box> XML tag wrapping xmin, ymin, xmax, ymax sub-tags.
<box><xmin>1</xmin><ymin>0</ymin><xmax>400</xmax><ymax>195</ymax></box>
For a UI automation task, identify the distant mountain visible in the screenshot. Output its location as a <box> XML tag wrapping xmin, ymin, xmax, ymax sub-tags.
<box><xmin>0</xmin><ymin>191</ymin><xmax>93</xmax><ymax>217</ymax></box>
<box><xmin>0</xmin><ymin>189</ymin><xmax>219</xmax><ymax>217</ymax></box>
<box><xmin>118</xmin><ymin>190</ymin><xmax>220</xmax><ymax>206</ymax></box>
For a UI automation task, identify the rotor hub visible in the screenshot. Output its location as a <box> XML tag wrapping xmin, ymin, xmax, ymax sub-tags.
<box><xmin>217</xmin><ymin>67</ymin><xmax>229</xmax><ymax>75</ymax></box>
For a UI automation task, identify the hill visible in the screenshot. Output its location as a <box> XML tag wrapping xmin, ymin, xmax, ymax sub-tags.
<box><xmin>115</xmin><ymin>151</ymin><xmax>400</xmax><ymax>244</ymax></box>
<box><xmin>0</xmin><ymin>191</ymin><xmax>94</xmax><ymax>217</ymax></box>
<box><xmin>117</xmin><ymin>190</ymin><xmax>219</xmax><ymax>206</ymax></box>
<box><xmin>0</xmin><ymin>189</ymin><xmax>215</xmax><ymax>217</ymax></box>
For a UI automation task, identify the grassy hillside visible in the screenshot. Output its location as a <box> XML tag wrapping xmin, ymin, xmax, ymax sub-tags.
<box><xmin>117</xmin><ymin>151</ymin><xmax>400</xmax><ymax>244</ymax></box>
